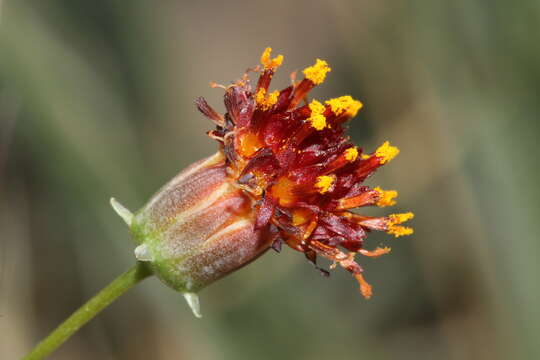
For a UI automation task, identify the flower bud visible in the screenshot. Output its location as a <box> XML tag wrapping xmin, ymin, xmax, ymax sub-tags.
<box><xmin>112</xmin><ymin>152</ymin><xmax>273</xmax><ymax>316</ymax></box>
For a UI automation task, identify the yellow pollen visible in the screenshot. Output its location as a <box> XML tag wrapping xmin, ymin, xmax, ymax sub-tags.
<box><xmin>260</xmin><ymin>47</ymin><xmax>284</xmax><ymax>70</ymax></box>
<box><xmin>374</xmin><ymin>187</ymin><xmax>398</xmax><ymax>207</ymax></box>
<box><xmin>309</xmin><ymin>114</ymin><xmax>326</xmax><ymax>130</ymax></box>
<box><xmin>388</xmin><ymin>226</ymin><xmax>414</xmax><ymax>237</ymax></box>
<box><xmin>309</xmin><ymin>99</ymin><xmax>326</xmax><ymax>114</ymax></box>
<box><xmin>255</xmin><ymin>88</ymin><xmax>265</xmax><ymax>104</ymax></box>
<box><xmin>315</xmin><ymin>175</ymin><xmax>335</xmax><ymax>194</ymax></box>
<box><xmin>375</xmin><ymin>141</ymin><xmax>400</xmax><ymax>164</ymax></box>
<box><xmin>303</xmin><ymin>59</ymin><xmax>331</xmax><ymax>85</ymax></box>
<box><xmin>307</xmin><ymin>100</ymin><xmax>327</xmax><ymax>130</ymax></box>
<box><xmin>255</xmin><ymin>88</ymin><xmax>279</xmax><ymax>110</ymax></box>
<box><xmin>325</xmin><ymin>96</ymin><xmax>363</xmax><ymax>117</ymax></box>
<box><xmin>387</xmin><ymin>212</ymin><xmax>414</xmax><ymax>237</ymax></box>
<box><xmin>344</xmin><ymin>147</ymin><xmax>359</xmax><ymax>162</ymax></box>
<box><xmin>388</xmin><ymin>212</ymin><xmax>414</xmax><ymax>225</ymax></box>
<box><xmin>361</xmin><ymin>153</ymin><xmax>371</xmax><ymax>160</ymax></box>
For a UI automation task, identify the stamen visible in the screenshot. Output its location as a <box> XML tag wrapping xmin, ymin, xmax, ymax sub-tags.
<box><xmin>255</xmin><ymin>88</ymin><xmax>279</xmax><ymax>110</ymax></box>
<box><xmin>315</xmin><ymin>175</ymin><xmax>335</xmax><ymax>194</ymax></box>
<box><xmin>375</xmin><ymin>141</ymin><xmax>400</xmax><ymax>164</ymax></box>
<box><xmin>387</xmin><ymin>212</ymin><xmax>414</xmax><ymax>237</ymax></box>
<box><xmin>374</xmin><ymin>186</ymin><xmax>398</xmax><ymax>207</ymax></box>
<box><xmin>388</xmin><ymin>226</ymin><xmax>414</xmax><ymax>237</ymax></box>
<box><xmin>307</xmin><ymin>100</ymin><xmax>327</xmax><ymax>130</ymax></box>
<box><xmin>260</xmin><ymin>47</ymin><xmax>284</xmax><ymax>70</ymax></box>
<box><xmin>325</xmin><ymin>95</ymin><xmax>363</xmax><ymax>117</ymax></box>
<box><xmin>303</xmin><ymin>59</ymin><xmax>331</xmax><ymax>85</ymax></box>
<box><xmin>388</xmin><ymin>212</ymin><xmax>414</xmax><ymax>225</ymax></box>
<box><xmin>344</xmin><ymin>147</ymin><xmax>359</xmax><ymax>162</ymax></box>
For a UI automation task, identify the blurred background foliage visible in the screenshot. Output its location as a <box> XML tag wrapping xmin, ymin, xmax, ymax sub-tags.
<box><xmin>1</xmin><ymin>0</ymin><xmax>539</xmax><ymax>359</ymax></box>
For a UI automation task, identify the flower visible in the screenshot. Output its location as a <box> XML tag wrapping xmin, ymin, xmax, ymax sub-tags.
<box><xmin>112</xmin><ymin>48</ymin><xmax>413</xmax><ymax>317</ymax></box>
<box><xmin>196</xmin><ymin>47</ymin><xmax>414</xmax><ymax>299</ymax></box>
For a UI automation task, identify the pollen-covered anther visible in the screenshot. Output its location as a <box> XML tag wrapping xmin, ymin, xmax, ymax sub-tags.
<box><xmin>389</xmin><ymin>212</ymin><xmax>414</xmax><ymax>224</ymax></box>
<box><xmin>315</xmin><ymin>175</ymin><xmax>335</xmax><ymax>194</ymax></box>
<box><xmin>325</xmin><ymin>95</ymin><xmax>363</xmax><ymax>117</ymax></box>
<box><xmin>388</xmin><ymin>226</ymin><xmax>414</xmax><ymax>237</ymax></box>
<box><xmin>255</xmin><ymin>88</ymin><xmax>279</xmax><ymax>110</ymax></box>
<box><xmin>375</xmin><ymin>141</ymin><xmax>400</xmax><ymax>164</ymax></box>
<box><xmin>303</xmin><ymin>59</ymin><xmax>331</xmax><ymax>85</ymax></box>
<box><xmin>260</xmin><ymin>47</ymin><xmax>284</xmax><ymax>70</ymax></box>
<box><xmin>307</xmin><ymin>99</ymin><xmax>327</xmax><ymax>130</ymax></box>
<box><xmin>361</xmin><ymin>153</ymin><xmax>371</xmax><ymax>160</ymax></box>
<box><xmin>374</xmin><ymin>186</ymin><xmax>398</xmax><ymax>207</ymax></box>
<box><xmin>344</xmin><ymin>147</ymin><xmax>359</xmax><ymax>162</ymax></box>
<box><xmin>387</xmin><ymin>212</ymin><xmax>414</xmax><ymax>237</ymax></box>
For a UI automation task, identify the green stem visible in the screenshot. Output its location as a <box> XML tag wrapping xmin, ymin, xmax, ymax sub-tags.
<box><xmin>23</xmin><ymin>262</ymin><xmax>152</xmax><ymax>360</ymax></box>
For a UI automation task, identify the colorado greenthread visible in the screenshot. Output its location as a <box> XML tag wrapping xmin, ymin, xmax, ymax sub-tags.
<box><xmin>112</xmin><ymin>47</ymin><xmax>414</xmax><ymax>316</ymax></box>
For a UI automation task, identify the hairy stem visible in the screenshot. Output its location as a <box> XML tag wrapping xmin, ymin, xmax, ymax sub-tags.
<box><xmin>23</xmin><ymin>262</ymin><xmax>152</xmax><ymax>360</ymax></box>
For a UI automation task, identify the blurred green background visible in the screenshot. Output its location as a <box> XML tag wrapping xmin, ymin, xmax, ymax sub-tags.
<box><xmin>1</xmin><ymin>1</ymin><xmax>539</xmax><ymax>359</ymax></box>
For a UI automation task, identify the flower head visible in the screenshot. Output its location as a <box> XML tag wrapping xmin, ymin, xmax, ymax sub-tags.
<box><xmin>195</xmin><ymin>47</ymin><xmax>414</xmax><ymax>299</ymax></box>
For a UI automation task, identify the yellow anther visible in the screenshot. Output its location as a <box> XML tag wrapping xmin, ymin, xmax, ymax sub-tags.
<box><xmin>387</xmin><ymin>212</ymin><xmax>414</xmax><ymax>237</ymax></box>
<box><xmin>255</xmin><ymin>88</ymin><xmax>279</xmax><ymax>110</ymax></box>
<box><xmin>303</xmin><ymin>59</ymin><xmax>331</xmax><ymax>85</ymax></box>
<box><xmin>344</xmin><ymin>147</ymin><xmax>359</xmax><ymax>162</ymax></box>
<box><xmin>255</xmin><ymin>88</ymin><xmax>266</xmax><ymax>104</ymax></box>
<box><xmin>388</xmin><ymin>226</ymin><xmax>414</xmax><ymax>237</ymax></box>
<box><xmin>388</xmin><ymin>212</ymin><xmax>414</xmax><ymax>225</ymax></box>
<box><xmin>307</xmin><ymin>100</ymin><xmax>327</xmax><ymax>130</ymax></box>
<box><xmin>315</xmin><ymin>175</ymin><xmax>335</xmax><ymax>194</ymax></box>
<box><xmin>375</xmin><ymin>141</ymin><xmax>400</xmax><ymax>164</ymax></box>
<box><xmin>267</xmin><ymin>91</ymin><xmax>279</xmax><ymax>106</ymax></box>
<box><xmin>374</xmin><ymin>187</ymin><xmax>398</xmax><ymax>207</ymax></box>
<box><xmin>361</xmin><ymin>153</ymin><xmax>371</xmax><ymax>160</ymax></box>
<box><xmin>260</xmin><ymin>47</ymin><xmax>284</xmax><ymax>70</ymax></box>
<box><xmin>308</xmin><ymin>99</ymin><xmax>326</xmax><ymax>114</ymax></box>
<box><xmin>325</xmin><ymin>96</ymin><xmax>363</xmax><ymax>117</ymax></box>
<box><xmin>309</xmin><ymin>114</ymin><xmax>326</xmax><ymax>130</ymax></box>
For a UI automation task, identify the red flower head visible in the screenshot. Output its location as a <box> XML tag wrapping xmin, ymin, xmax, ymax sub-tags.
<box><xmin>195</xmin><ymin>47</ymin><xmax>414</xmax><ymax>298</ymax></box>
